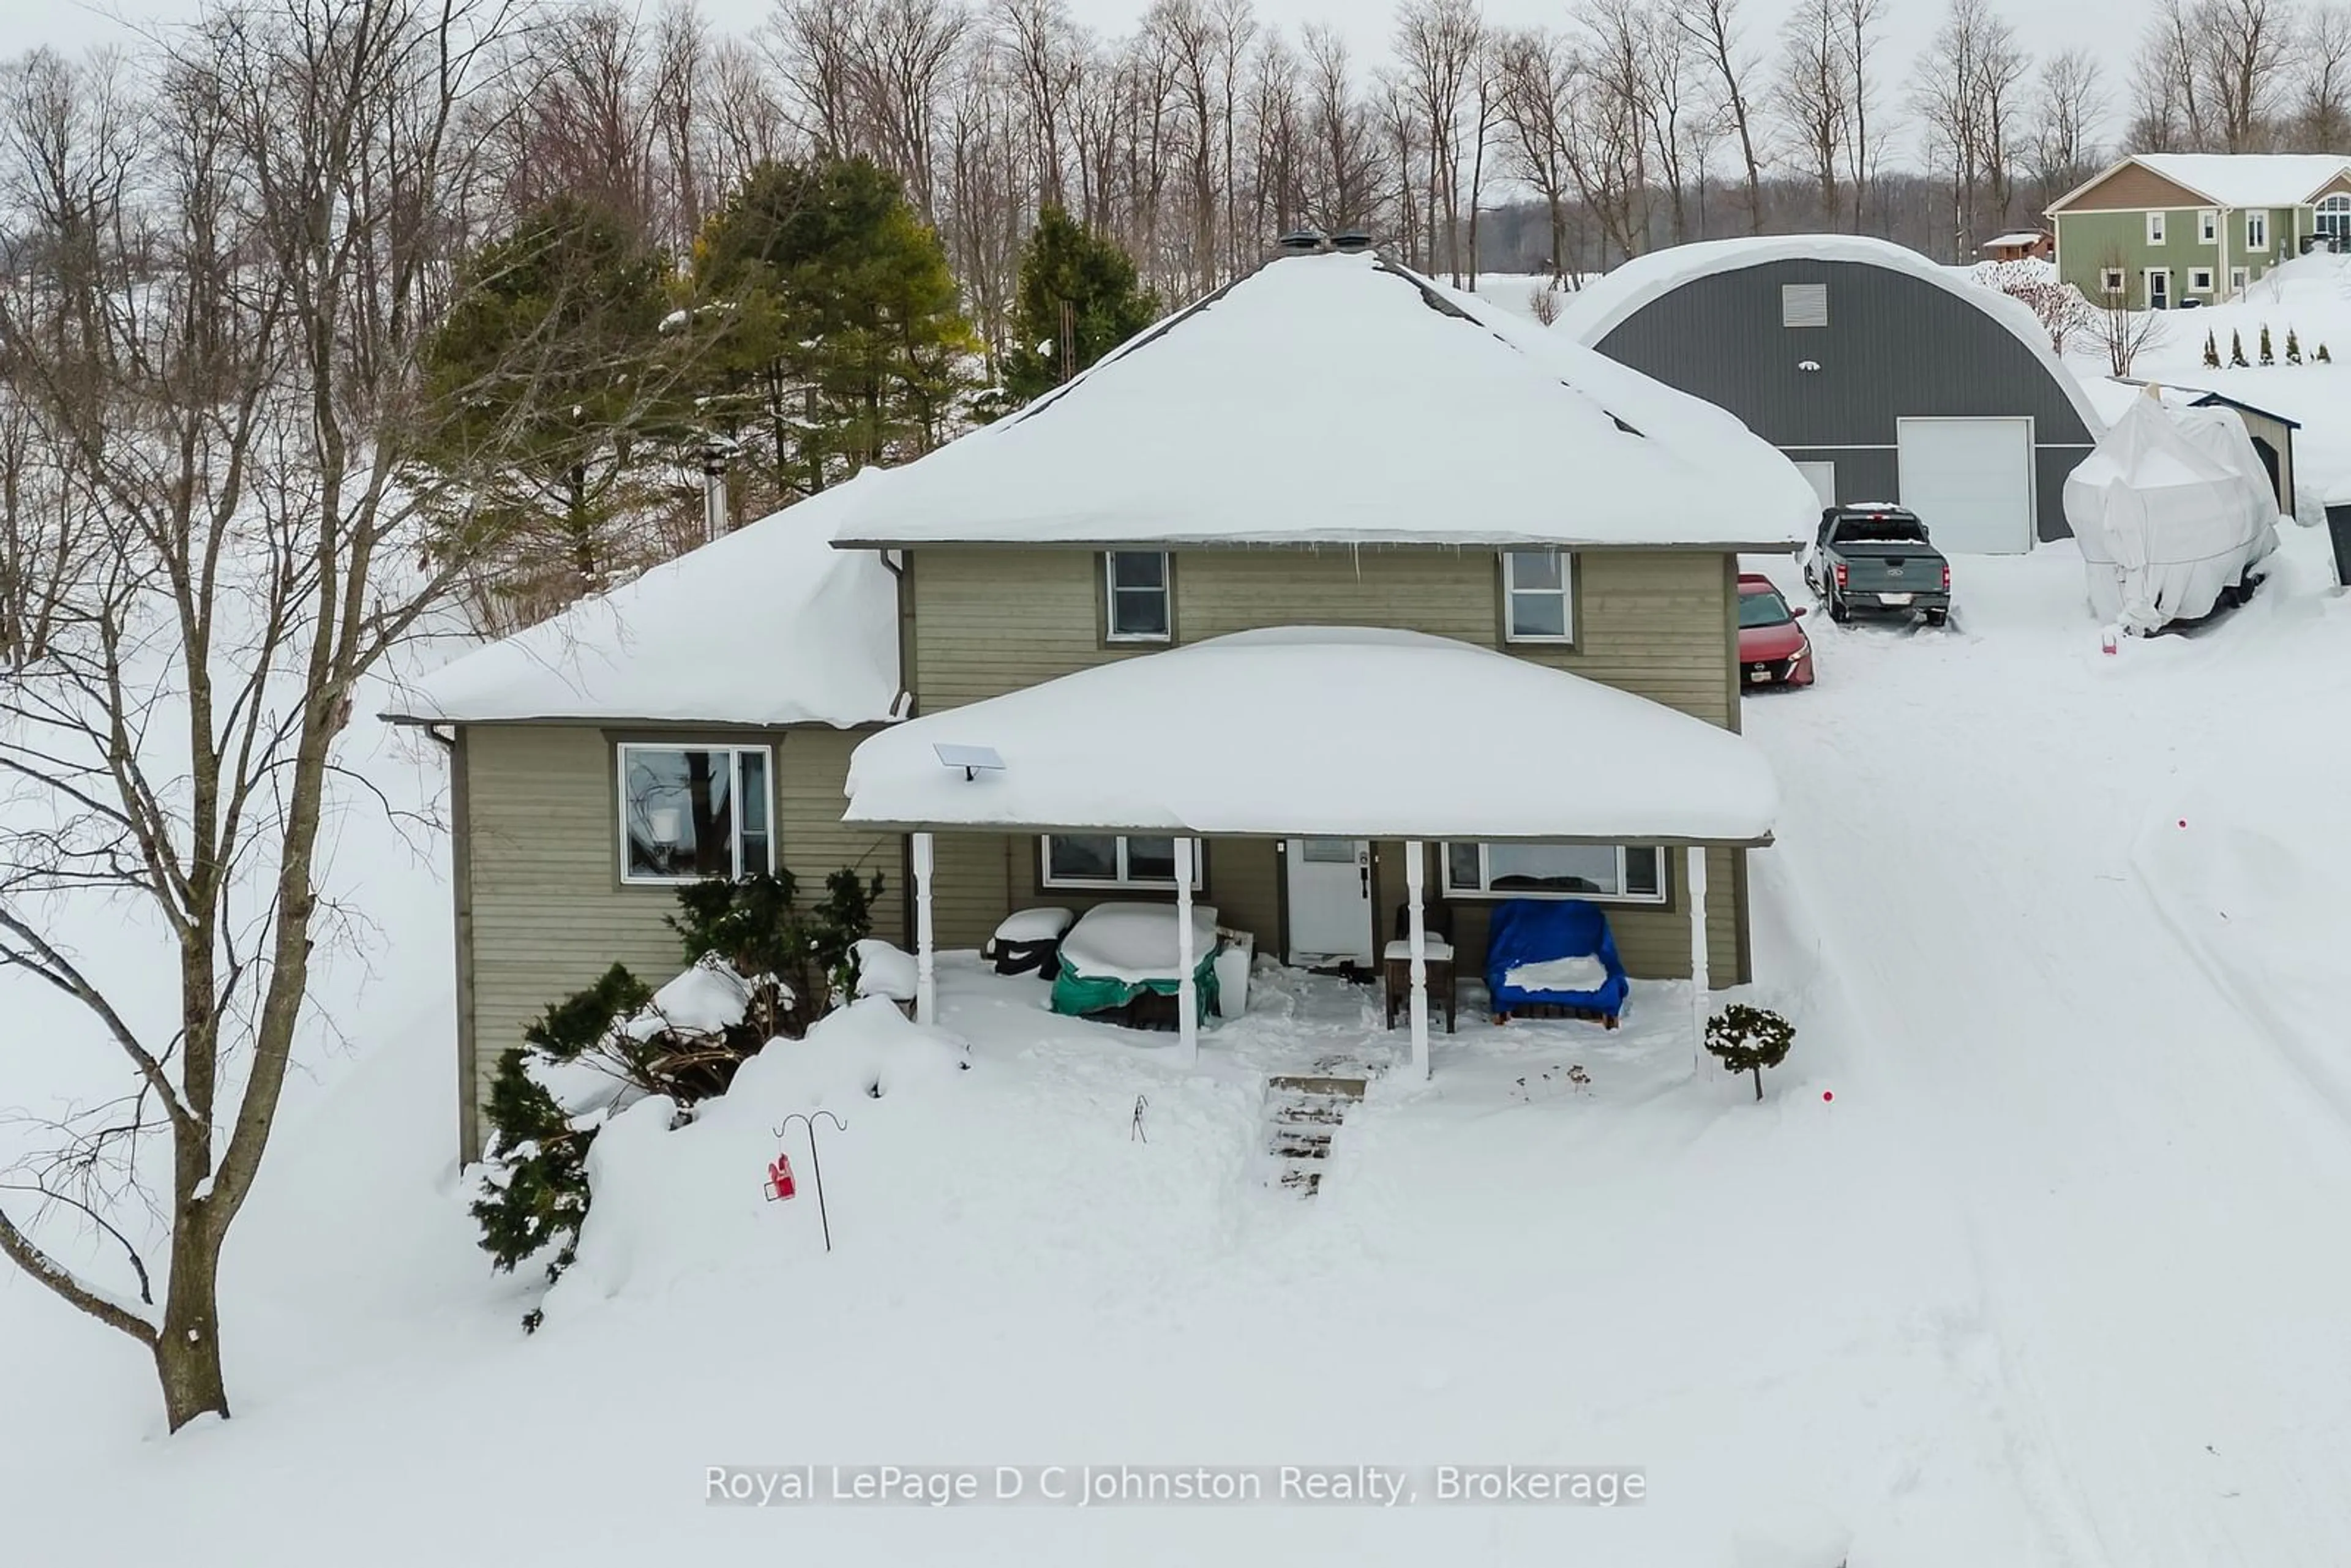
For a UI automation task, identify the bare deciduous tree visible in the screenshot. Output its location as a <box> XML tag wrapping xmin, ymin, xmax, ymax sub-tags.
<box><xmin>0</xmin><ymin>0</ymin><xmax>681</xmax><ymax>1432</ymax></box>
<box><xmin>1676</xmin><ymin>0</ymin><xmax>1769</xmax><ymax>234</ymax></box>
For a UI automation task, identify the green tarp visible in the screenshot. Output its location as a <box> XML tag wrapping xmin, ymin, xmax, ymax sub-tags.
<box><xmin>1051</xmin><ymin>947</ymin><xmax>1221</xmax><ymax>1024</ymax></box>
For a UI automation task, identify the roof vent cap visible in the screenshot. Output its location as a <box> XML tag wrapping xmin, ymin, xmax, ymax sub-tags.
<box><xmin>1276</xmin><ymin>227</ymin><xmax>1330</xmax><ymax>253</ymax></box>
<box><xmin>1330</xmin><ymin>229</ymin><xmax>1374</xmax><ymax>252</ymax></box>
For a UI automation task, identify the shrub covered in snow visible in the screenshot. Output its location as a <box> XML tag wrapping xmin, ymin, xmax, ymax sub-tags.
<box><xmin>473</xmin><ymin>867</ymin><xmax>886</xmax><ymax>1329</ymax></box>
<box><xmin>1705</xmin><ymin>1004</ymin><xmax>1797</xmax><ymax>1101</ymax></box>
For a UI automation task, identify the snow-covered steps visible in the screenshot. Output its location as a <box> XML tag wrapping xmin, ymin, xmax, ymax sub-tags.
<box><xmin>1264</xmin><ymin>1074</ymin><xmax>1367</xmax><ymax>1197</ymax></box>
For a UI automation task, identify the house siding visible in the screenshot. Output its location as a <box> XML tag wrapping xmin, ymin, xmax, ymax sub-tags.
<box><xmin>1587</xmin><ymin>258</ymin><xmax>2096</xmax><ymax>544</ymax></box>
<box><xmin>2053</xmin><ymin>205</ymin><xmax>2302</xmax><ymax>304</ymax></box>
<box><xmin>906</xmin><ymin>544</ymin><xmax>1746</xmax><ymax>983</ymax></box>
<box><xmin>456</xmin><ymin>722</ymin><xmax>903</xmax><ymax>1161</ymax></box>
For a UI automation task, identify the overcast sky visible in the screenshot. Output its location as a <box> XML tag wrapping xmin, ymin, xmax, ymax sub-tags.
<box><xmin>21</xmin><ymin>0</ymin><xmax>2130</xmax><ymax>157</ymax></box>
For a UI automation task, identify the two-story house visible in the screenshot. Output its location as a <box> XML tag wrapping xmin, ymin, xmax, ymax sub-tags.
<box><xmin>390</xmin><ymin>244</ymin><xmax>1817</xmax><ymax>1160</ymax></box>
<box><xmin>2047</xmin><ymin>153</ymin><xmax>2351</xmax><ymax>307</ymax></box>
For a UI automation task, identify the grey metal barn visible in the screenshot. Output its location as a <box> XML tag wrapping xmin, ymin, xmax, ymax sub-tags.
<box><xmin>1559</xmin><ymin>238</ymin><xmax>2105</xmax><ymax>554</ymax></box>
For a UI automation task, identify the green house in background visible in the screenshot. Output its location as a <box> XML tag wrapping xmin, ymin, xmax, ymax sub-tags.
<box><xmin>2047</xmin><ymin>154</ymin><xmax>2351</xmax><ymax>309</ymax></box>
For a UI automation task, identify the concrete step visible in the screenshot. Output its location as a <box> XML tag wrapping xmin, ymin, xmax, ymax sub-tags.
<box><xmin>1266</xmin><ymin>1073</ymin><xmax>1368</xmax><ymax>1101</ymax></box>
<box><xmin>1270</xmin><ymin>1128</ymin><xmax>1333</xmax><ymax>1160</ymax></box>
<box><xmin>1278</xmin><ymin>1166</ymin><xmax>1322</xmax><ymax>1195</ymax></box>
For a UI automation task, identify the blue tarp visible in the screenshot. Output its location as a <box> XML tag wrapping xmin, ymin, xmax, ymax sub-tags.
<box><xmin>1484</xmin><ymin>898</ymin><xmax>1630</xmax><ymax>1018</ymax></box>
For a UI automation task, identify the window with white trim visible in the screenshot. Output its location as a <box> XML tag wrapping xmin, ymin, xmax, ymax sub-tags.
<box><xmin>618</xmin><ymin>744</ymin><xmax>772</xmax><ymax>883</ymax></box>
<box><xmin>2189</xmin><ymin>267</ymin><xmax>2214</xmax><ymax>293</ymax></box>
<box><xmin>2230</xmin><ymin>266</ymin><xmax>2249</xmax><ymax>293</ymax></box>
<box><xmin>1501</xmin><ymin>549</ymin><xmax>1573</xmax><ymax>642</ymax></box>
<box><xmin>1442</xmin><ymin>842</ymin><xmax>1667</xmax><ymax>904</ymax></box>
<box><xmin>1104</xmin><ymin>550</ymin><xmax>1171</xmax><ymax>642</ymax></box>
<box><xmin>1040</xmin><ymin>834</ymin><xmax>1202</xmax><ymax>890</ymax></box>
<box><xmin>2100</xmin><ymin>267</ymin><xmax>2126</xmax><ymax>295</ymax></box>
<box><xmin>2199</xmin><ymin>209</ymin><xmax>2218</xmax><ymax>242</ymax></box>
<box><xmin>2146</xmin><ymin>211</ymin><xmax>2166</xmax><ymax>244</ymax></box>
<box><xmin>2319</xmin><ymin>193</ymin><xmax>2351</xmax><ymax>242</ymax></box>
<box><xmin>2246</xmin><ymin>210</ymin><xmax>2268</xmax><ymax>251</ymax></box>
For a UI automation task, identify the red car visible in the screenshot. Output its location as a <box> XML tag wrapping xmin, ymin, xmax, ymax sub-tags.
<box><xmin>1738</xmin><ymin>573</ymin><xmax>1815</xmax><ymax>688</ymax></box>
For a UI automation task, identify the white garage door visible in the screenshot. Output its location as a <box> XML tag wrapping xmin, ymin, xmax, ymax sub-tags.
<box><xmin>1896</xmin><ymin>418</ymin><xmax>2034</xmax><ymax>554</ymax></box>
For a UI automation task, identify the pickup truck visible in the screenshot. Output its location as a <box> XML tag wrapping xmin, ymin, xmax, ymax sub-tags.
<box><xmin>1802</xmin><ymin>505</ymin><xmax>1952</xmax><ymax>626</ymax></box>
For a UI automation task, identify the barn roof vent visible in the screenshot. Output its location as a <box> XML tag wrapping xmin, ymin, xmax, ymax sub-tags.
<box><xmin>1276</xmin><ymin>227</ymin><xmax>1330</xmax><ymax>254</ymax></box>
<box><xmin>1330</xmin><ymin>230</ymin><xmax>1375</xmax><ymax>253</ymax></box>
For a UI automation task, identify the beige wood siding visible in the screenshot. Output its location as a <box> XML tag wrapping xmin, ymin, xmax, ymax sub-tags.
<box><xmin>912</xmin><ymin>544</ymin><xmax>1734</xmax><ymax>726</ymax></box>
<box><xmin>2053</xmin><ymin>163</ymin><xmax>2210</xmax><ymax>212</ymax></box>
<box><xmin>906</xmin><ymin>544</ymin><xmax>1746</xmax><ymax>982</ymax></box>
<box><xmin>458</xmin><ymin>723</ymin><xmax>902</xmax><ymax>1158</ymax></box>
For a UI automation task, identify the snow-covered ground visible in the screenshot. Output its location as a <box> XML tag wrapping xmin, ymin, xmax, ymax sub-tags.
<box><xmin>2083</xmin><ymin>249</ymin><xmax>2351</xmax><ymax>507</ymax></box>
<box><xmin>9</xmin><ymin>530</ymin><xmax>2351</xmax><ymax>1564</ymax></box>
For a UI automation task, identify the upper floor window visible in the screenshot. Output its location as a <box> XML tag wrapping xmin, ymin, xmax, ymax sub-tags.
<box><xmin>1502</xmin><ymin>549</ymin><xmax>1574</xmax><ymax>643</ymax></box>
<box><xmin>1442</xmin><ymin>841</ymin><xmax>1666</xmax><ymax>904</ymax></box>
<box><xmin>1041</xmin><ymin>834</ymin><xmax>1202</xmax><ymax>890</ymax></box>
<box><xmin>1104</xmin><ymin>550</ymin><xmax>1171</xmax><ymax>642</ymax></box>
<box><xmin>2319</xmin><ymin>193</ymin><xmax>2351</xmax><ymax>242</ymax></box>
<box><xmin>2146</xmin><ymin>211</ymin><xmax>2167</xmax><ymax>244</ymax></box>
<box><xmin>618</xmin><ymin>743</ymin><xmax>772</xmax><ymax>883</ymax></box>
<box><xmin>2246</xmin><ymin>211</ymin><xmax>2269</xmax><ymax>251</ymax></box>
<box><xmin>2199</xmin><ymin>209</ymin><xmax>2218</xmax><ymax>242</ymax></box>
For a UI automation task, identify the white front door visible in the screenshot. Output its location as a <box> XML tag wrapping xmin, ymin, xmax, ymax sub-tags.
<box><xmin>1896</xmin><ymin>416</ymin><xmax>2035</xmax><ymax>555</ymax></box>
<box><xmin>1286</xmin><ymin>838</ymin><xmax>1374</xmax><ymax>965</ymax></box>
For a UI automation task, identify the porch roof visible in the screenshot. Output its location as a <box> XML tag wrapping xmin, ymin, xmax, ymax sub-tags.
<box><xmin>842</xmin><ymin>628</ymin><xmax>1778</xmax><ymax>846</ymax></box>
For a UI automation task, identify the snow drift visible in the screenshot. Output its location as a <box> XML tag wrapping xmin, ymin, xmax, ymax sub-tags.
<box><xmin>2063</xmin><ymin>394</ymin><xmax>2278</xmax><ymax>632</ymax></box>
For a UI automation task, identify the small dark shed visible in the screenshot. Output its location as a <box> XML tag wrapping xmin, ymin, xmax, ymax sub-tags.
<box><xmin>1560</xmin><ymin>236</ymin><xmax>2105</xmax><ymax>554</ymax></box>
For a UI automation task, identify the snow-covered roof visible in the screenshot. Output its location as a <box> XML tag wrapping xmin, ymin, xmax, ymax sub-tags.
<box><xmin>1556</xmin><ymin>234</ymin><xmax>2108</xmax><ymax>437</ymax></box>
<box><xmin>828</xmin><ymin>250</ymin><xmax>1819</xmax><ymax>553</ymax></box>
<box><xmin>2117</xmin><ymin>154</ymin><xmax>2351</xmax><ymax>211</ymax></box>
<box><xmin>843</xmin><ymin>626</ymin><xmax>1777</xmax><ymax>843</ymax></box>
<box><xmin>384</xmin><ymin>476</ymin><xmax>902</xmax><ymax>727</ymax></box>
<box><xmin>1981</xmin><ymin>231</ymin><xmax>2049</xmax><ymax>249</ymax></box>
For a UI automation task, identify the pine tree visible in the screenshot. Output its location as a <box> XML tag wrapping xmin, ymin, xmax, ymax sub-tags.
<box><xmin>2286</xmin><ymin>327</ymin><xmax>2303</xmax><ymax>364</ymax></box>
<box><xmin>692</xmin><ymin>157</ymin><xmax>980</xmax><ymax>498</ymax></box>
<box><xmin>1000</xmin><ymin>207</ymin><xmax>1162</xmax><ymax>407</ymax></box>
<box><xmin>2230</xmin><ymin>329</ymin><xmax>2251</xmax><ymax>367</ymax></box>
<box><xmin>421</xmin><ymin>198</ymin><xmax>681</xmax><ymax>601</ymax></box>
<box><xmin>2203</xmin><ymin>328</ymin><xmax>2221</xmax><ymax>369</ymax></box>
<box><xmin>2259</xmin><ymin>323</ymin><xmax>2275</xmax><ymax>364</ymax></box>
<box><xmin>2321</xmin><ymin>343</ymin><xmax>2336</xmax><ymax>363</ymax></box>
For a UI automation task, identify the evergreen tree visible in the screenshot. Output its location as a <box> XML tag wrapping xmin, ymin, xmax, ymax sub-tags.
<box><xmin>2230</xmin><ymin>329</ymin><xmax>2251</xmax><ymax>367</ymax></box>
<box><xmin>2286</xmin><ymin>327</ymin><xmax>2303</xmax><ymax>364</ymax></box>
<box><xmin>1704</xmin><ymin>1004</ymin><xmax>1797</xmax><ymax>1102</ymax></box>
<box><xmin>999</xmin><ymin>207</ymin><xmax>1162</xmax><ymax>406</ymax></box>
<box><xmin>421</xmin><ymin>198</ymin><xmax>679</xmax><ymax>604</ymax></box>
<box><xmin>692</xmin><ymin>157</ymin><xmax>979</xmax><ymax>498</ymax></box>
<box><xmin>2321</xmin><ymin>343</ymin><xmax>2335</xmax><ymax>363</ymax></box>
<box><xmin>2203</xmin><ymin>329</ymin><xmax>2221</xmax><ymax>369</ymax></box>
<box><xmin>2259</xmin><ymin>323</ymin><xmax>2275</xmax><ymax>365</ymax></box>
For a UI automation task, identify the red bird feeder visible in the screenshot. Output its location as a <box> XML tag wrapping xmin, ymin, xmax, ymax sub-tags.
<box><xmin>764</xmin><ymin>1154</ymin><xmax>796</xmax><ymax>1202</ymax></box>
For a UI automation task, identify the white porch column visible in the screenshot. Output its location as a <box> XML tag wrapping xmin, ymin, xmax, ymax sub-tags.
<box><xmin>1405</xmin><ymin>839</ymin><xmax>1431</xmax><ymax>1080</ymax></box>
<box><xmin>1175</xmin><ymin>836</ymin><xmax>1199</xmax><ymax>1067</ymax></box>
<box><xmin>1687</xmin><ymin>844</ymin><xmax>1711</xmax><ymax>1073</ymax></box>
<box><xmin>913</xmin><ymin>831</ymin><xmax>937</xmax><ymax>1025</ymax></box>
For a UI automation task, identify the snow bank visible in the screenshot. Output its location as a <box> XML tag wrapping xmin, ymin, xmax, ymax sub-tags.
<box><xmin>1558</xmin><ymin>233</ymin><xmax>2107</xmax><ymax>437</ymax></box>
<box><xmin>845</xmin><ymin>626</ymin><xmax>1780</xmax><ymax>843</ymax></box>
<box><xmin>384</xmin><ymin>475</ymin><xmax>901</xmax><ymax>726</ymax></box>
<box><xmin>1059</xmin><ymin>902</ymin><xmax>1221</xmax><ymax>984</ymax></box>
<box><xmin>829</xmin><ymin>250</ymin><xmax>1815</xmax><ymax>552</ymax></box>
<box><xmin>559</xmin><ymin>998</ymin><xmax>971</xmax><ymax>1305</ymax></box>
